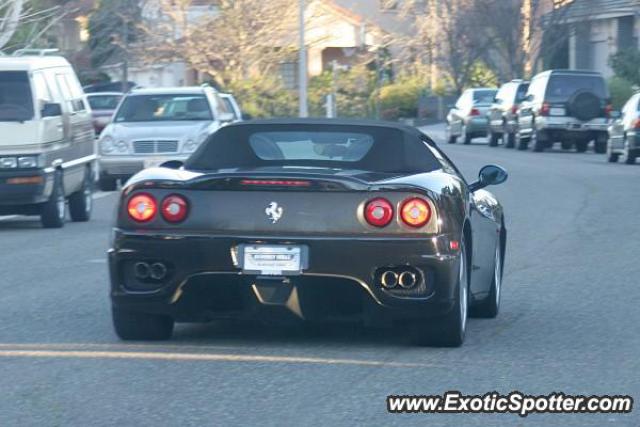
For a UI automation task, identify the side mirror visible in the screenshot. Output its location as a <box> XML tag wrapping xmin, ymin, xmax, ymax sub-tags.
<box><xmin>41</xmin><ymin>102</ymin><xmax>62</xmax><ymax>118</ymax></box>
<box><xmin>524</xmin><ymin>94</ymin><xmax>533</xmax><ymax>102</ymax></box>
<box><xmin>159</xmin><ymin>160</ymin><xmax>184</xmax><ymax>169</ymax></box>
<box><xmin>469</xmin><ymin>164</ymin><xmax>508</xmax><ymax>192</ymax></box>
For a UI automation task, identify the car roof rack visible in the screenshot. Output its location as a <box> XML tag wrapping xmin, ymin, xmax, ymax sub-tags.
<box><xmin>12</xmin><ymin>48</ymin><xmax>60</xmax><ymax>57</ymax></box>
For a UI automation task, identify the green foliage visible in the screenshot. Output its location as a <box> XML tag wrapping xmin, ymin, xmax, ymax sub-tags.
<box><xmin>467</xmin><ymin>61</ymin><xmax>498</xmax><ymax>89</ymax></box>
<box><xmin>371</xmin><ymin>77</ymin><xmax>425</xmax><ymax>120</ymax></box>
<box><xmin>88</xmin><ymin>0</ymin><xmax>141</xmax><ymax>68</ymax></box>
<box><xmin>226</xmin><ymin>77</ymin><xmax>297</xmax><ymax>118</ymax></box>
<box><xmin>308</xmin><ymin>64</ymin><xmax>376</xmax><ymax>118</ymax></box>
<box><xmin>608</xmin><ymin>76</ymin><xmax>635</xmax><ymax>110</ymax></box>
<box><xmin>609</xmin><ymin>49</ymin><xmax>640</xmax><ymax>86</ymax></box>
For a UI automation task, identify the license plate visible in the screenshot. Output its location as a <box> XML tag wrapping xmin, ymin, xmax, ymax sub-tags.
<box><xmin>550</xmin><ymin>107</ymin><xmax>565</xmax><ymax>116</ymax></box>
<box><xmin>241</xmin><ymin>245</ymin><xmax>304</xmax><ymax>275</ymax></box>
<box><xmin>143</xmin><ymin>158</ymin><xmax>165</xmax><ymax>169</ymax></box>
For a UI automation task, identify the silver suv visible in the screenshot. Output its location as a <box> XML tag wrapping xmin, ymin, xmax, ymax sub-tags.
<box><xmin>97</xmin><ymin>86</ymin><xmax>234</xmax><ymax>191</ymax></box>
<box><xmin>516</xmin><ymin>70</ymin><xmax>611</xmax><ymax>153</ymax></box>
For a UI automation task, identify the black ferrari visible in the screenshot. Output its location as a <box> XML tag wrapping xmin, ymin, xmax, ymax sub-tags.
<box><xmin>109</xmin><ymin>119</ymin><xmax>508</xmax><ymax>346</ymax></box>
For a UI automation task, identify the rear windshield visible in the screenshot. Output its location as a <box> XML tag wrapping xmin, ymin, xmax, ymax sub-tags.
<box><xmin>114</xmin><ymin>94</ymin><xmax>212</xmax><ymax>122</ymax></box>
<box><xmin>545</xmin><ymin>75</ymin><xmax>608</xmax><ymax>102</ymax></box>
<box><xmin>187</xmin><ymin>124</ymin><xmax>440</xmax><ymax>173</ymax></box>
<box><xmin>473</xmin><ymin>90</ymin><xmax>497</xmax><ymax>105</ymax></box>
<box><xmin>0</xmin><ymin>71</ymin><xmax>34</xmax><ymax>122</ymax></box>
<box><xmin>515</xmin><ymin>84</ymin><xmax>529</xmax><ymax>102</ymax></box>
<box><xmin>88</xmin><ymin>94</ymin><xmax>122</xmax><ymax>110</ymax></box>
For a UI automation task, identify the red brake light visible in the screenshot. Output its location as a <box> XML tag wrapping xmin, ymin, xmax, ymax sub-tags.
<box><xmin>470</xmin><ymin>108</ymin><xmax>480</xmax><ymax>116</ymax></box>
<box><xmin>400</xmin><ymin>198</ymin><xmax>431</xmax><ymax>228</ymax></box>
<box><xmin>161</xmin><ymin>194</ymin><xmax>189</xmax><ymax>223</ymax></box>
<box><xmin>364</xmin><ymin>198</ymin><xmax>394</xmax><ymax>227</ymax></box>
<box><xmin>127</xmin><ymin>193</ymin><xmax>157</xmax><ymax>222</ymax></box>
<box><xmin>633</xmin><ymin>118</ymin><xmax>640</xmax><ymax>129</ymax></box>
<box><xmin>511</xmin><ymin>105</ymin><xmax>519</xmax><ymax>115</ymax></box>
<box><xmin>540</xmin><ymin>102</ymin><xmax>550</xmax><ymax>116</ymax></box>
<box><xmin>240</xmin><ymin>179</ymin><xmax>311</xmax><ymax>187</ymax></box>
<box><xmin>605</xmin><ymin>104</ymin><xmax>613</xmax><ymax>118</ymax></box>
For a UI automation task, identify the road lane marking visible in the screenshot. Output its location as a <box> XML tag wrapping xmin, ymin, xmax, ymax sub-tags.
<box><xmin>0</xmin><ymin>348</ymin><xmax>431</xmax><ymax>368</ymax></box>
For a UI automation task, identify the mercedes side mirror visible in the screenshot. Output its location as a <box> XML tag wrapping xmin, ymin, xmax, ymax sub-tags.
<box><xmin>160</xmin><ymin>160</ymin><xmax>184</xmax><ymax>169</ymax></box>
<box><xmin>469</xmin><ymin>164</ymin><xmax>508</xmax><ymax>192</ymax></box>
<box><xmin>41</xmin><ymin>102</ymin><xmax>62</xmax><ymax>118</ymax></box>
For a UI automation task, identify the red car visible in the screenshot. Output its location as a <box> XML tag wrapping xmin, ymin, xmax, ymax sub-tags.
<box><xmin>86</xmin><ymin>92</ymin><xmax>123</xmax><ymax>136</ymax></box>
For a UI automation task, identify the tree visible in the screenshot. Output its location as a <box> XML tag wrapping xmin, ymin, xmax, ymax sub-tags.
<box><xmin>609</xmin><ymin>48</ymin><xmax>640</xmax><ymax>86</ymax></box>
<box><xmin>88</xmin><ymin>0</ymin><xmax>141</xmax><ymax>68</ymax></box>
<box><xmin>0</xmin><ymin>0</ymin><xmax>63</xmax><ymax>51</ymax></box>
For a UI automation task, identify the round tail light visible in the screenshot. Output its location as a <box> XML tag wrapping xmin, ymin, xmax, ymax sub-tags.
<box><xmin>364</xmin><ymin>198</ymin><xmax>394</xmax><ymax>227</ymax></box>
<box><xmin>161</xmin><ymin>194</ymin><xmax>189</xmax><ymax>223</ymax></box>
<box><xmin>400</xmin><ymin>197</ymin><xmax>431</xmax><ymax>228</ymax></box>
<box><xmin>127</xmin><ymin>193</ymin><xmax>157</xmax><ymax>222</ymax></box>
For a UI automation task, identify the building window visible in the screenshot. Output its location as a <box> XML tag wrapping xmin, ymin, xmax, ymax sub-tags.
<box><xmin>280</xmin><ymin>62</ymin><xmax>298</xmax><ymax>90</ymax></box>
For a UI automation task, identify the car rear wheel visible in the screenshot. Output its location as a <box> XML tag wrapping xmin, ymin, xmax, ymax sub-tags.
<box><xmin>594</xmin><ymin>140</ymin><xmax>607</xmax><ymax>154</ymax></box>
<box><xmin>112</xmin><ymin>308</ymin><xmax>174</xmax><ymax>340</ymax></box>
<box><xmin>462</xmin><ymin>125</ymin><xmax>472</xmax><ymax>145</ymax></box>
<box><xmin>413</xmin><ymin>239</ymin><xmax>468</xmax><ymax>347</ymax></box>
<box><xmin>99</xmin><ymin>175</ymin><xmax>117</xmax><ymax>192</ymax></box>
<box><xmin>69</xmin><ymin>167</ymin><xmax>93</xmax><ymax>222</ymax></box>
<box><xmin>505</xmin><ymin>132</ymin><xmax>516</xmax><ymax>148</ymax></box>
<box><xmin>40</xmin><ymin>171</ymin><xmax>65</xmax><ymax>228</ymax></box>
<box><xmin>488</xmin><ymin>129</ymin><xmax>500</xmax><ymax>147</ymax></box>
<box><xmin>575</xmin><ymin>140</ymin><xmax>588</xmax><ymax>153</ymax></box>
<box><xmin>532</xmin><ymin>131</ymin><xmax>545</xmax><ymax>152</ymax></box>
<box><xmin>516</xmin><ymin>131</ymin><xmax>529</xmax><ymax>150</ymax></box>
<box><xmin>446</xmin><ymin>123</ymin><xmax>457</xmax><ymax>144</ymax></box>
<box><xmin>471</xmin><ymin>242</ymin><xmax>502</xmax><ymax>318</ymax></box>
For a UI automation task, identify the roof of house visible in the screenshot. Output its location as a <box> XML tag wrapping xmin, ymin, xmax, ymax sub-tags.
<box><xmin>556</xmin><ymin>0</ymin><xmax>637</xmax><ymax>21</ymax></box>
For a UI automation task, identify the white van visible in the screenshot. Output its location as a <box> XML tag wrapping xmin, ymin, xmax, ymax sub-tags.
<box><xmin>0</xmin><ymin>52</ymin><xmax>95</xmax><ymax>228</ymax></box>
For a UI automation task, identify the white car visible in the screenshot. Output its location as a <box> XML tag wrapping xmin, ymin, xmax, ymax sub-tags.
<box><xmin>219</xmin><ymin>93</ymin><xmax>243</xmax><ymax>121</ymax></box>
<box><xmin>0</xmin><ymin>51</ymin><xmax>96</xmax><ymax>228</ymax></box>
<box><xmin>97</xmin><ymin>86</ymin><xmax>233</xmax><ymax>191</ymax></box>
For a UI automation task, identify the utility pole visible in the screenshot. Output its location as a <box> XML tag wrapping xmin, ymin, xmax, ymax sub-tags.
<box><xmin>122</xmin><ymin>9</ymin><xmax>129</xmax><ymax>93</ymax></box>
<box><xmin>298</xmin><ymin>0</ymin><xmax>308</xmax><ymax>118</ymax></box>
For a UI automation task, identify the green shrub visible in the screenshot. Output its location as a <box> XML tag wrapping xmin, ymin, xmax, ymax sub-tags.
<box><xmin>608</xmin><ymin>76</ymin><xmax>635</xmax><ymax>110</ymax></box>
<box><xmin>308</xmin><ymin>64</ymin><xmax>376</xmax><ymax>118</ymax></box>
<box><xmin>609</xmin><ymin>49</ymin><xmax>640</xmax><ymax>86</ymax></box>
<box><xmin>372</xmin><ymin>78</ymin><xmax>424</xmax><ymax>120</ymax></box>
<box><xmin>226</xmin><ymin>77</ymin><xmax>297</xmax><ymax>118</ymax></box>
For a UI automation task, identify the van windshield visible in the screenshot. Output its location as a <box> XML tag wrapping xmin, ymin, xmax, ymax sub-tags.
<box><xmin>0</xmin><ymin>71</ymin><xmax>34</xmax><ymax>122</ymax></box>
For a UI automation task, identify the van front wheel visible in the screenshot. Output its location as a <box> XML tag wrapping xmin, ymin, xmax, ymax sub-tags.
<box><xmin>41</xmin><ymin>171</ymin><xmax>65</xmax><ymax>228</ymax></box>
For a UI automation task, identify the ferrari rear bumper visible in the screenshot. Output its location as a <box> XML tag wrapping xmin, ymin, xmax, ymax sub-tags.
<box><xmin>109</xmin><ymin>230</ymin><xmax>462</xmax><ymax>322</ymax></box>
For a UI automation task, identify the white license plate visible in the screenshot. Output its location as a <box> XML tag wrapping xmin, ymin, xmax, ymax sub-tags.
<box><xmin>143</xmin><ymin>158</ymin><xmax>166</xmax><ymax>169</ymax></box>
<box><xmin>243</xmin><ymin>245</ymin><xmax>302</xmax><ymax>275</ymax></box>
<box><xmin>550</xmin><ymin>108</ymin><xmax>565</xmax><ymax>116</ymax></box>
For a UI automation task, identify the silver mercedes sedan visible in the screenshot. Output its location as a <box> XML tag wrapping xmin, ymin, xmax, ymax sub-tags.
<box><xmin>97</xmin><ymin>86</ymin><xmax>236</xmax><ymax>191</ymax></box>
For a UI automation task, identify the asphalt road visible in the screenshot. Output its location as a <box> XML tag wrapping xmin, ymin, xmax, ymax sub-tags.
<box><xmin>0</xmin><ymin>123</ymin><xmax>638</xmax><ymax>426</ymax></box>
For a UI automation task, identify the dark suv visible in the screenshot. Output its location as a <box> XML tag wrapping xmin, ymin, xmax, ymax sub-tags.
<box><xmin>516</xmin><ymin>70</ymin><xmax>611</xmax><ymax>153</ymax></box>
<box><xmin>488</xmin><ymin>80</ymin><xmax>529</xmax><ymax>148</ymax></box>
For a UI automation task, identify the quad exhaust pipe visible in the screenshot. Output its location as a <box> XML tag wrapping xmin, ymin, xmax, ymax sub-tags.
<box><xmin>134</xmin><ymin>262</ymin><xmax>167</xmax><ymax>280</ymax></box>
<box><xmin>379</xmin><ymin>268</ymin><xmax>419</xmax><ymax>289</ymax></box>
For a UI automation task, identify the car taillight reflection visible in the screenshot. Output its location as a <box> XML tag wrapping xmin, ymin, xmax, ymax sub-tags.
<box><xmin>127</xmin><ymin>193</ymin><xmax>157</xmax><ymax>222</ymax></box>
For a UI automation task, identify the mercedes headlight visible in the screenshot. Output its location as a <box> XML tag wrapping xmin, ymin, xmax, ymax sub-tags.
<box><xmin>18</xmin><ymin>156</ymin><xmax>40</xmax><ymax>168</ymax></box>
<box><xmin>115</xmin><ymin>140</ymin><xmax>129</xmax><ymax>154</ymax></box>
<box><xmin>101</xmin><ymin>136</ymin><xmax>115</xmax><ymax>154</ymax></box>
<box><xmin>183</xmin><ymin>134</ymin><xmax>207</xmax><ymax>154</ymax></box>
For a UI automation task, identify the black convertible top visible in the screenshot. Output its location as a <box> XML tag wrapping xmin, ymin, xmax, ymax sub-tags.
<box><xmin>187</xmin><ymin>118</ymin><xmax>440</xmax><ymax>173</ymax></box>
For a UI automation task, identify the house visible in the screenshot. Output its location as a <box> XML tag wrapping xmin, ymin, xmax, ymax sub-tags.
<box><xmin>110</xmin><ymin>0</ymin><xmax>392</xmax><ymax>89</ymax></box>
<box><xmin>548</xmin><ymin>0</ymin><xmax>639</xmax><ymax>77</ymax></box>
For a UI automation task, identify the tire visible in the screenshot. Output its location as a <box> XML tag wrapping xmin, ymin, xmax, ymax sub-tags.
<box><xmin>112</xmin><ymin>308</ymin><xmax>174</xmax><ymax>340</ymax></box>
<box><xmin>625</xmin><ymin>153</ymin><xmax>636</xmax><ymax>165</ymax></box>
<box><xmin>69</xmin><ymin>167</ymin><xmax>93</xmax><ymax>222</ymax></box>
<box><xmin>488</xmin><ymin>129</ymin><xmax>500</xmax><ymax>147</ymax></box>
<box><xmin>608</xmin><ymin>152</ymin><xmax>620</xmax><ymax>163</ymax></box>
<box><xmin>505</xmin><ymin>132</ymin><xmax>515</xmax><ymax>148</ymax></box>
<box><xmin>575</xmin><ymin>140</ymin><xmax>588</xmax><ymax>153</ymax></box>
<box><xmin>445</xmin><ymin>123</ymin><xmax>457</xmax><ymax>144</ymax></box>
<box><xmin>99</xmin><ymin>175</ymin><xmax>117</xmax><ymax>192</ymax></box>
<box><xmin>471</xmin><ymin>241</ymin><xmax>502</xmax><ymax>318</ymax></box>
<box><xmin>594</xmin><ymin>140</ymin><xmax>607</xmax><ymax>154</ymax></box>
<box><xmin>462</xmin><ymin>125</ymin><xmax>472</xmax><ymax>145</ymax></box>
<box><xmin>561</xmin><ymin>141</ymin><xmax>573</xmax><ymax>150</ymax></box>
<box><xmin>532</xmin><ymin>131</ymin><xmax>545</xmax><ymax>152</ymax></box>
<box><xmin>412</xmin><ymin>238</ymin><xmax>468</xmax><ymax>347</ymax></box>
<box><xmin>40</xmin><ymin>171</ymin><xmax>65</xmax><ymax>228</ymax></box>
<box><xmin>516</xmin><ymin>132</ymin><xmax>530</xmax><ymax>150</ymax></box>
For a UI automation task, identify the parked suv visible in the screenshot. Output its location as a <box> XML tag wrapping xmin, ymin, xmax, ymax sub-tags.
<box><xmin>97</xmin><ymin>86</ymin><xmax>234</xmax><ymax>191</ymax></box>
<box><xmin>606</xmin><ymin>92</ymin><xmax>640</xmax><ymax>164</ymax></box>
<box><xmin>488</xmin><ymin>80</ymin><xmax>529</xmax><ymax>148</ymax></box>
<box><xmin>445</xmin><ymin>88</ymin><xmax>497</xmax><ymax>144</ymax></box>
<box><xmin>0</xmin><ymin>52</ymin><xmax>96</xmax><ymax>228</ymax></box>
<box><xmin>517</xmin><ymin>70</ymin><xmax>611</xmax><ymax>152</ymax></box>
